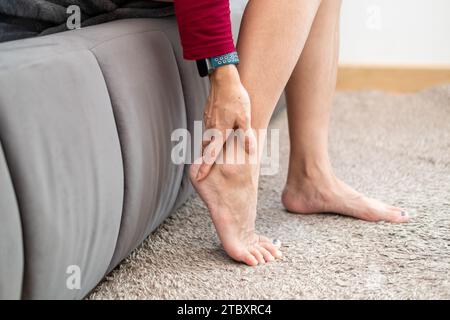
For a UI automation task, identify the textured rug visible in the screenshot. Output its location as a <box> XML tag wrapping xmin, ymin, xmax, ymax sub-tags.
<box><xmin>89</xmin><ymin>85</ymin><xmax>450</xmax><ymax>300</ymax></box>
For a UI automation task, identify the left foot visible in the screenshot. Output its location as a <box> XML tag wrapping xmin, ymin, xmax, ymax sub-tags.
<box><xmin>281</xmin><ymin>170</ymin><xmax>410</xmax><ymax>223</ymax></box>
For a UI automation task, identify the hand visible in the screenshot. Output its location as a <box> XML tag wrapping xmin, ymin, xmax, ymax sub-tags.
<box><xmin>196</xmin><ymin>64</ymin><xmax>256</xmax><ymax>181</ymax></box>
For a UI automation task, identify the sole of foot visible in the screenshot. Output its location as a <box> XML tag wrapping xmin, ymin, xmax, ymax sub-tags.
<box><xmin>190</xmin><ymin>163</ymin><xmax>283</xmax><ymax>266</ymax></box>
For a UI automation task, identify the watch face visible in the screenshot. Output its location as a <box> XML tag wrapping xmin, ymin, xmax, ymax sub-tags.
<box><xmin>196</xmin><ymin>59</ymin><xmax>209</xmax><ymax>77</ymax></box>
<box><xmin>206</xmin><ymin>58</ymin><xmax>214</xmax><ymax>74</ymax></box>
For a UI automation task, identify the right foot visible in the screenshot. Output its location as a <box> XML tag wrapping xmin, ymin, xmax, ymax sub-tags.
<box><xmin>281</xmin><ymin>169</ymin><xmax>410</xmax><ymax>223</ymax></box>
<box><xmin>189</xmin><ymin>162</ymin><xmax>282</xmax><ymax>266</ymax></box>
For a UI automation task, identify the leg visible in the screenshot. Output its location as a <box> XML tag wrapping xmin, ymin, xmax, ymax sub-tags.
<box><xmin>190</xmin><ymin>0</ymin><xmax>323</xmax><ymax>266</ymax></box>
<box><xmin>281</xmin><ymin>0</ymin><xmax>409</xmax><ymax>223</ymax></box>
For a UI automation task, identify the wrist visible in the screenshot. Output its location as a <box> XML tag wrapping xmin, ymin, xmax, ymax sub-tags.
<box><xmin>209</xmin><ymin>64</ymin><xmax>240</xmax><ymax>84</ymax></box>
<box><xmin>197</xmin><ymin>51</ymin><xmax>240</xmax><ymax>78</ymax></box>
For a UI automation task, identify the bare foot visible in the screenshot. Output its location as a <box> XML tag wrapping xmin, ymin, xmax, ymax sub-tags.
<box><xmin>282</xmin><ymin>170</ymin><xmax>410</xmax><ymax>223</ymax></box>
<box><xmin>190</xmin><ymin>162</ymin><xmax>282</xmax><ymax>266</ymax></box>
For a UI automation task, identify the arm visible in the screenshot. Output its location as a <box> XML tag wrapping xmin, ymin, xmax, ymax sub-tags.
<box><xmin>174</xmin><ymin>0</ymin><xmax>236</xmax><ymax>60</ymax></box>
<box><xmin>174</xmin><ymin>0</ymin><xmax>256</xmax><ymax>180</ymax></box>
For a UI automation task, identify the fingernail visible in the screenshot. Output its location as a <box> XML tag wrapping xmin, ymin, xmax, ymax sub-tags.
<box><xmin>276</xmin><ymin>250</ymin><xmax>282</xmax><ymax>258</ymax></box>
<box><xmin>272</xmin><ymin>239</ymin><xmax>281</xmax><ymax>247</ymax></box>
<box><xmin>401</xmin><ymin>211</ymin><xmax>409</xmax><ymax>218</ymax></box>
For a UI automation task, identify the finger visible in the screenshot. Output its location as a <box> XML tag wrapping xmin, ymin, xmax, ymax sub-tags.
<box><xmin>201</xmin><ymin>139</ymin><xmax>210</xmax><ymax>155</ymax></box>
<box><xmin>236</xmin><ymin>115</ymin><xmax>257</xmax><ymax>156</ymax></box>
<box><xmin>197</xmin><ymin>140</ymin><xmax>223</xmax><ymax>180</ymax></box>
<box><xmin>196</xmin><ymin>131</ymin><xmax>228</xmax><ymax>181</ymax></box>
<box><xmin>243</xmin><ymin>129</ymin><xmax>257</xmax><ymax>156</ymax></box>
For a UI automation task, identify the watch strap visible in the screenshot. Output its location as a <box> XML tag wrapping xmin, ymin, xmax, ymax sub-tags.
<box><xmin>209</xmin><ymin>51</ymin><xmax>240</xmax><ymax>69</ymax></box>
<box><xmin>196</xmin><ymin>51</ymin><xmax>240</xmax><ymax>77</ymax></box>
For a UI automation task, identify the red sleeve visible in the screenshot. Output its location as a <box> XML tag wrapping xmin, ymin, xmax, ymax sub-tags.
<box><xmin>174</xmin><ymin>0</ymin><xmax>236</xmax><ymax>60</ymax></box>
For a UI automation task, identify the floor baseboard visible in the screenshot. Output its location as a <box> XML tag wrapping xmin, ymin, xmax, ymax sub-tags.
<box><xmin>337</xmin><ymin>65</ymin><xmax>450</xmax><ymax>93</ymax></box>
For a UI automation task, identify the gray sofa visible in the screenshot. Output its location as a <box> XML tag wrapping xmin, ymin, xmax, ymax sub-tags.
<box><xmin>0</xmin><ymin>1</ymin><xmax>248</xmax><ymax>299</ymax></box>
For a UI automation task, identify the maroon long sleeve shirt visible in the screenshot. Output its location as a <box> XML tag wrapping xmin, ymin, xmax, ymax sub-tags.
<box><xmin>174</xmin><ymin>0</ymin><xmax>236</xmax><ymax>60</ymax></box>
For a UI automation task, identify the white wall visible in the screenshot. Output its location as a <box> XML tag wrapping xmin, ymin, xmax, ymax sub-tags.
<box><xmin>340</xmin><ymin>0</ymin><xmax>450</xmax><ymax>65</ymax></box>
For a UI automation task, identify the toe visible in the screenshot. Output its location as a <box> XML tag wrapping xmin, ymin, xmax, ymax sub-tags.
<box><xmin>239</xmin><ymin>251</ymin><xmax>258</xmax><ymax>266</ymax></box>
<box><xmin>258</xmin><ymin>235</ymin><xmax>272</xmax><ymax>243</ymax></box>
<box><xmin>392</xmin><ymin>209</ymin><xmax>410</xmax><ymax>223</ymax></box>
<box><xmin>250</xmin><ymin>248</ymin><xmax>265</xmax><ymax>265</ymax></box>
<box><xmin>260</xmin><ymin>241</ymin><xmax>282</xmax><ymax>259</ymax></box>
<box><xmin>257</xmin><ymin>246</ymin><xmax>275</xmax><ymax>262</ymax></box>
<box><xmin>259</xmin><ymin>236</ymin><xmax>282</xmax><ymax>248</ymax></box>
<box><xmin>379</xmin><ymin>205</ymin><xmax>410</xmax><ymax>223</ymax></box>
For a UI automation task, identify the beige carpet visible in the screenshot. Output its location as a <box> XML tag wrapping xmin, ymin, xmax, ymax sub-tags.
<box><xmin>89</xmin><ymin>85</ymin><xmax>450</xmax><ymax>300</ymax></box>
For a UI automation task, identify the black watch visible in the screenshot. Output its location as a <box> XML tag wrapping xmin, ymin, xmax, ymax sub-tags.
<box><xmin>196</xmin><ymin>51</ymin><xmax>240</xmax><ymax>77</ymax></box>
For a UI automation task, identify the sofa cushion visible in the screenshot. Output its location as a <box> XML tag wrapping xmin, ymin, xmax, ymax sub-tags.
<box><xmin>0</xmin><ymin>144</ymin><xmax>24</xmax><ymax>300</ymax></box>
<box><xmin>88</xmin><ymin>23</ymin><xmax>188</xmax><ymax>270</ymax></box>
<box><xmin>0</xmin><ymin>48</ymin><xmax>124</xmax><ymax>299</ymax></box>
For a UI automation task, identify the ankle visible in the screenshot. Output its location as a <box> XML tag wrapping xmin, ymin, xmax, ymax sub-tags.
<box><xmin>287</xmin><ymin>159</ymin><xmax>333</xmax><ymax>185</ymax></box>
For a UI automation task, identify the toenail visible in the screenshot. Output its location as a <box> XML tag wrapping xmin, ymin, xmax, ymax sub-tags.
<box><xmin>273</xmin><ymin>239</ymin><xmax>281</xmax><ymax>247</ymax></box>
